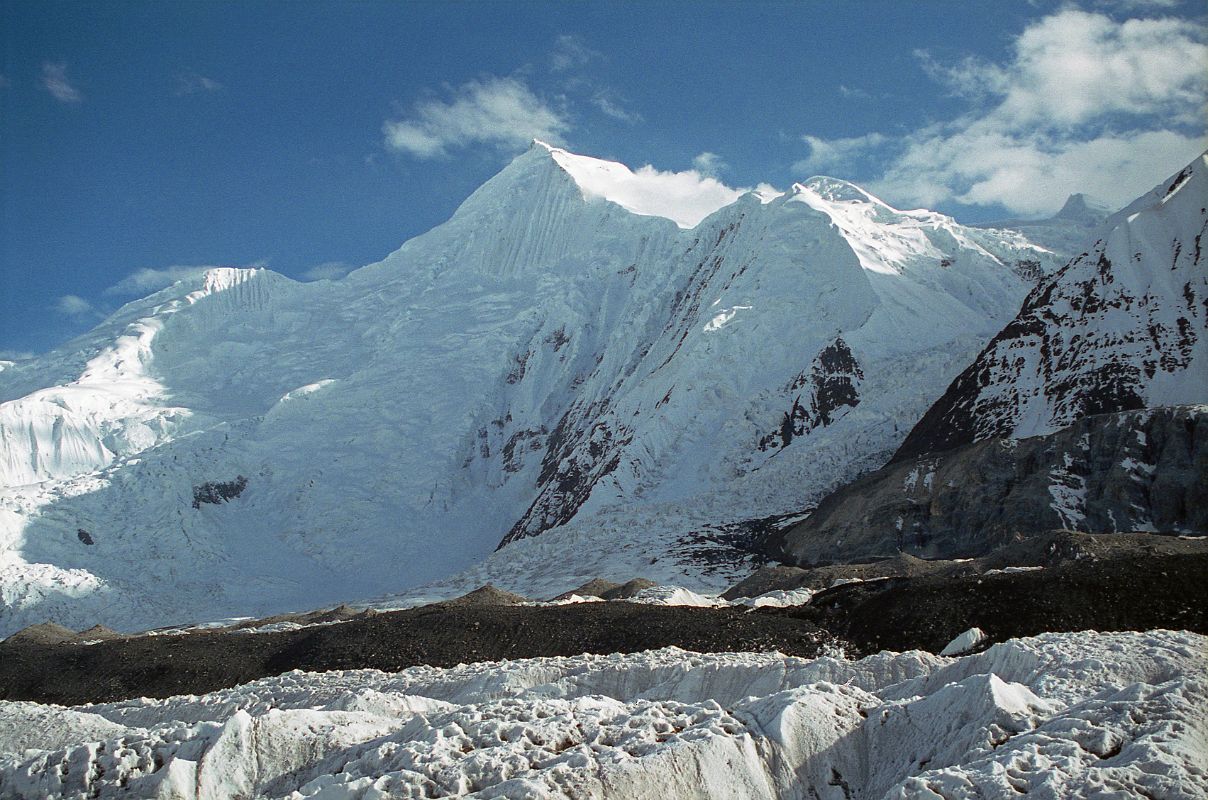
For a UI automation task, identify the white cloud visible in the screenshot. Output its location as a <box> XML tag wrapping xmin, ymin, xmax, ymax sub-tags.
<box><xmin>837</xmin><ymin>84</ymin><xmax>871</xmax><ymax>100</ymax></box>
<box><xmin>41</xmin><ymin>62</ymin><xmax>82</xmax><ymax>103</ymax></box>
<box><xmin>793</xmin><ymin>134</ymin><xmax>886</xmax><ymax>177</ymax></box>
<box><xmin>589</xmin><ymin>164</ymin><xmax>743</xmax><ymax>229</ymax></box>
<box><xmin>550</xmin><ymin>35</ymin><xmax>601</xmax><ymax>72</ymax></box>
<box><xmin>301</xmin><ymin>261</ymin><xmax>353</xmax><ymax>281</ymax></box>
<box><xmin>383</xmin><ymin>76</ymin><xmax>569</xmax><ymax>159</ymax></box>
<box><xmin>53</xmin><ymin>295</ymin><xmax>95</xmax><ymax>317</ymax></box>
<box><xmin>591</xmin><ymin>91</ymin><xmax>642</xmax><ymax>123</ymax></box>
<box><xmin>874</xmin><ymin>127</ymin><xmax>1207</xmax><ymax>215</ymax></box>
<box><xmin>104</xmin><ymin>265</ymin><xmax>215</xmax><ymax>296</ymax></box>
<box><xmin>175</xmin><ymin>73</ymin><xmax>223</xmax><ymax>96</ymax></box>
<box><xmin>691</xmin><ymin>152</ymin><xmax>727</xmax><ymax>178</ymax></box>
<box><xmin>806</xmin><ymin>9</ymin><xmax>1208</xmax><ymax>216</ymax></box>
<box><xmin>995</xmin><ymin>12</ymin><xmax>1205</xmax><ymax>129</ymax></box>
<box><xmin>1094</xmin><ymin>0</ymin><xmax>1181</xmax><ymax>11</ymax></box>
<box><xmin>550</xmin><ymin>147</ymin><xmax>745</xmax><ymax>228</ymax></box>
<box><xmin>0</xmin><ymin>350</ymin><xmax>34</xmax><ymax>362</ymax></box>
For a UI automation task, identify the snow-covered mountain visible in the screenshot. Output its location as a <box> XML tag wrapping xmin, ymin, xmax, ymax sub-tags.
<box><xmin>896</xmin><ymin>152</ymin><xmax>1208</xmax><ymax>463</ymax></box>
<box><xmin>0</xmin><ymin>142</ymin><xmax>1068</xmax><ymax>635</ymax></box>
<box><xmin>770</xmin><ymin>152</ymin><xmax>1208</xmax><ymax>567</ymax></box>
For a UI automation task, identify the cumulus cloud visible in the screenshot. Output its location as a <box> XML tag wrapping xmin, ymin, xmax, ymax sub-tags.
<box><xmin>41</xmin><ymin>62</ymin><xmax>82</xmax><ymax>103</ymax></box>
<box><xmin>301</xmin><ymin>261</ymin><xmax>354</xmax><ymax>281</ymax></box>
<box><xmin>53</xmin><ymin>295</ymin><xmax>96</xmax><ymax>317</ymax></box>
<box><xmin>591</xmin><ymin>165</ymin><xmax>743</xmax><ymax>228</ymax></box>
<box><xmin>383</xmin><ymin>76</ymin><xmax>569</xmax><ymax>159</ymax></box>
<box><xmin>175</xmin><ymin>72</ymin><xmax>223</xmax><ymax>96</ymax></box>
<box><xmin>691</xmin><ymin>152</ymin><xmax>727</xmax><ymax>178</ymax></box>
<box><xmin>793</xmin><ymin>133</ymin><xmax>888</xmax><ymax>177</ymax></box>
<box><xmin>104</xmin><ymin>265</ymin><xmax>216</xmax><ymax>296</ymax></box>
<box><xmin>933</xmin><ymin>11</ymin><xmax>1207</xmax><ymax>128</ymax></box>
<box><xmin>804</xmin><ymin>9</ymin><xmax>1208</xmax><ymax>216</ymax></box>
<box><xmin>553</xmin><ymin>148</ymin><xmax>745</xmax><ymax>228</ymax></box>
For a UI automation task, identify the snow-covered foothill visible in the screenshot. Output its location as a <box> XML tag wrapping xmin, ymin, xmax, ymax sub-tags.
<box><xmin>0</xmin><ymin>630</ymin><xmax>1203</xmax><ymax>799</ymax></box>
<box><xmin>1</xmin><ymin>141</ymin><xmax>1069</xmax><ymax>636</ymax></box>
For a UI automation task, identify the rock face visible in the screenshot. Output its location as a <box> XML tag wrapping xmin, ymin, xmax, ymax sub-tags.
<box><xmin>769</xmin><ymin>154</ymin><xmax>1208</xmax><ymax>569</ymax></box>
<box><xmin>896</xmin><ymin>153</ymin><xmax>1208</xmax><ymax>464</ymax></box>
<box><xmin>771</xmin><ymin>406</ymin><xmax>1207</xmax><ymax>566</ymax></box>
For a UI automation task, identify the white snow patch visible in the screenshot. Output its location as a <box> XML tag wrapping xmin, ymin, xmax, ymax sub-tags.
<box><xmin>703</xmin><ymin>305</ymin><xmax>752</xmax><ymax>332</ymax></box>
<box><xmin>985</xmin><ymin>565</ymin><xmax>1045</xmax><ymax>575</ymax></box>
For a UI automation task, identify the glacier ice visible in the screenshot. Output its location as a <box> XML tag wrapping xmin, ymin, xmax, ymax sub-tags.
<box><xmin>0</xmin><ymin>630</ymin><xmax>1203</xmax><ymax>799</ymax></box>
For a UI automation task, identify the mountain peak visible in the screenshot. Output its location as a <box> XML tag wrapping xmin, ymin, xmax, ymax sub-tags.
<box><xmin>794</xmin><ymin>176</ymin><xmax>886</xmax><ymax>206</ymax></box>
<box><xmin>1053</xmin><ymin>192</ymin><xmax>1112</xmax><ymax>224</ymax></box>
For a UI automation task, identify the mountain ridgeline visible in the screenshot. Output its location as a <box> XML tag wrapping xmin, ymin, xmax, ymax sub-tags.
<box><xmin>773</xmin><ymin>152</ymin><xmax>1208</xmax><ymax>567</ymax></box>
<box><xmin>1</xmin><ymin>142</ymin><xmax>1194</xmax><ymax>635</ymax></box>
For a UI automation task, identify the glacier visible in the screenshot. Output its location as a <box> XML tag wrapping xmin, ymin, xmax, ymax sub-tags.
<box><xmin>1</xmin><ymin>629</ymin><xmax>1204</xmax><ymax>798</ymax></box>
<box><xmin>0</xmin><ymin>141</ymin><xmax>1069</xmax><ymax>635</ymax></box>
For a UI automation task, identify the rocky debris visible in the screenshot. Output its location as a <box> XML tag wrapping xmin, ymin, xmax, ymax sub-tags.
<box><xmin>770</xmin><ymin>407</ymin><xmax>1207</xmax><ymax>566</ymax></box>
<box><xmin>724</xmin><ymin>553</ymin><xmax>967</xmax><ymax>599</ymax></box>
<box><xmin>76</xmin><ymin>624</ymin><xmax>121</xmax><ymax>641</ymax></box>
<box><xmin>791</xmin><ymin>551</ymin><xmax>1208</xmax><ymax>657</ymax></box>
<box><xmin>600</xmin><ymin>578</ymin><xmax>658</xmax><ymax>599</ymax></box>
<box><xmin>722</xmin><ymin>565</ymin><xmax>809</xmax><ymax>599</ymax></box>
<box><xmin>0</xmin><ymin>603</ymin><xmax>830</xmax><ymax>706</ymax></box>
<box><xmin>550</xmin><ymin>578</ymin><xmax>623</xmax><ymax>601</ymax></box>
<box><xmin>439</xmin><ymin>584</ymin><xmax>530</xmax><ymax>607</ymax></box>
<box><xmin>2</xmin><ymin>551</ymin><xmax>1204</xmax><ymax>706</ymax></box>
<box><xmin>230</xmin><ymin>603</ymin><xmax>374</xmax><ymax>631</ymax></box>
<box><xmin>736</xmin><ymin>530</ymin><xmax>1208</xmax><ymax>598</ymax></box>
<box><xmin>3</xmin><ymin>622</ymin><xmax>79</xmax><ymax>646</ymax></box>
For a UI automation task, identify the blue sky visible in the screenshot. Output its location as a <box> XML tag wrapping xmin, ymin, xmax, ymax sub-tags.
<box><xmin>2</xmin><ymin>0</ymin><xmax>1205</xmax><ymax>355</ymax></box>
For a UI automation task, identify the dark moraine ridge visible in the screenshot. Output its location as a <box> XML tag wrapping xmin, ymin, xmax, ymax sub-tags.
<box><xmin>2</xmin><ymin>549</ymin><xmax>1206</xmax><ymax>706</ymax></box>
<box><xmin>0</xmin><ymin>603</ymin><xmax>829</xmax><ymax>706</ymax></box>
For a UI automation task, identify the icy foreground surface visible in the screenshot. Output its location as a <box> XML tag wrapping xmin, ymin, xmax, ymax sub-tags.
<box><xmin>1</xmin><ymin>143</ymin><xmax>1064</xmax><ymax>635</ymax></box>
<box><xmin>1</xmin><ymin>630</ymin><xmax>1204</xmax><ymax>799</ymax></box>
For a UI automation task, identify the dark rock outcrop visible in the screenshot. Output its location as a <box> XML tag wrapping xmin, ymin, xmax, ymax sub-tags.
<box><xmin>191</xmin><ymin>475</ymin><xmax>248</xmax><ymax>509</ymax></box>
<box><xmin>758</xmin><ymin>337</ymin><xmax>863</xmax><ymax>451</ymax></box>
<box><xmin>895</xmin><ymin>154</ymin><xmax>1207</xmax><ymax>463</ymax></box>
<box><xmin>770</xmin><ymin>406</ymin><xmax>1207</xmax><ymax>566</ymax></box>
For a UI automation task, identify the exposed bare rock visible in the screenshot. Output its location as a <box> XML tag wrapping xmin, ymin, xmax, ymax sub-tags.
<box><xmin>771</xmin><ymin>407</ymin><xmax>1207</xmax><ymax>566</ymax></box>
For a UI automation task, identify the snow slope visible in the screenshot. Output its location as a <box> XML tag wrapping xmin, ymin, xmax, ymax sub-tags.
<box><xmin>0</xmin><ymin>142</ymin><xmax>1066</xmax><ymax>635</ymax></box>
<box><xmin>897</xmin><ymin>152</ymin><xmax>1208</xmax><ymax>462</ymax></box>
<box><xmin>1</xmin><ymin>630</ymin><xmax>1204</xmax><ymax>798</ymax></box>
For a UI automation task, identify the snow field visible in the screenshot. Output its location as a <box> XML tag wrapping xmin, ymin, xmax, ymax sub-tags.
<box><xmin>0</xmin><ymin>630</ymin><xmax>1203</xmax><ymax>798</ymax></box>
